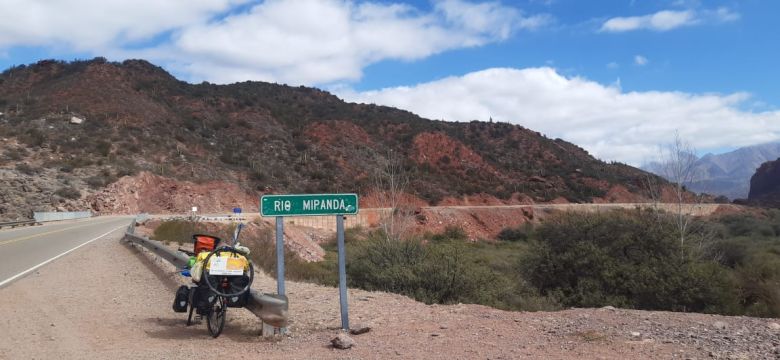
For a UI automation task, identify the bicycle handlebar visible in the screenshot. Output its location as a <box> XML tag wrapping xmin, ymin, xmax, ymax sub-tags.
<box><xmin>178</xmin><ymin>248</ymin><xmax>195</xmax><ymax>257</ymax></box>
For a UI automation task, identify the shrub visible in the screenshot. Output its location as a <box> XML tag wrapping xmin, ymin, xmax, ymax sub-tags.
<box><xmin>246</xmin><ymin>229</ymin><xmax>338</xmax><ymax>286</ymax></box>
<box><xmin>431</xmin><ymin>225</ymin><xmax>467</xmax><ymax>241</ymax></box>
<box><xmin>93</xmin><ymin>140</ymin><xmax>111</xmax><ymax>157</ymax></box>
<box><xmin>85</xmin><ymin>171</ymin><xmax>117</xmax><ymax>189</ymax></box>
<box><xmin>152</xmin><ymin>220</ymin><xmax>200</xmax><ymax>244</ymax></box>
<box><xmin>20</xmin><ymin>128</ymin><xmax>45</xmax><ymax>147</ymax></box>
<box><xmin>15</xmin><ymin>163</ymin><xmax>39</xmax><ymax>175</ymax></box>
<box><xmin>735</xmin><ymin>252</ymin><xmax>780</xmax><ymax>317</ymax></box>
<box><xmin>714</xmin><ymin>195</ymin><xmax>730</xmax><ymax>204</ymax></box>
<box><xmin>523</xmin><ymin>209</ymin><xmax>740</xmax><ymax>314</ymax></box>
<box><xmin>497</xmin><ymin>223</ymin><xmax>533</xmax><ymax>242</ymax></box>
<box><xmin>4</xmin><ymin>148</ymin><xmax>26</xmax><ymax>161</ymax></box>
<box><xmin>55</xmin><ymin>186</ymin><xmax>81</xmax><ymax>199</ymax></box>
<box><xmin>347</xmin><ymin>232</ymin><xmax>506</xmax><ymax>306</ymax></box>
<box><xmin>718</xmin><ymin>214</ymin><xmax>777</xmax><ymax>237</ymax></box>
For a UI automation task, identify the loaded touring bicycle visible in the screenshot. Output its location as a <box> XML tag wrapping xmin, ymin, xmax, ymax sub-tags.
<box><xmin>172</xmin><ymin>226</ymin><xmax>254</xmax><ymax>338</ymax></box>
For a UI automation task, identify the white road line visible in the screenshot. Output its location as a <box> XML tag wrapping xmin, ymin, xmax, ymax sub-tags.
<box><xmin>0</xmin><ymin>223</ymin><xmax>128</xmax><ymax>288</ymax></box>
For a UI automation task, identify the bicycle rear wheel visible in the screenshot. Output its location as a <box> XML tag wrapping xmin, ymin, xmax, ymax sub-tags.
<box><xmin>207</xmin><ymin>296</ymin><xmax>226</xmax><ymax>338</ymax></box>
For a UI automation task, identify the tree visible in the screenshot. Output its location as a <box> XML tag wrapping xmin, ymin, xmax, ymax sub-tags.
<box><xmin>372</xmin><ymin>149</ymin><xmax>413</xmax><ymax>242</ymax></box>
<box><xmin>653</xmin><ymin>132</ymin><xmax>709</xmax><ymax>259</ymax></box>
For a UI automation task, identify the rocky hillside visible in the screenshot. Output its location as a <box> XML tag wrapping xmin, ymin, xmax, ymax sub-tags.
<box><xmin>0</xmin><ymin>58</ymin><xmax>664</xmax><ymax>220</ymax></box>
<box><xmin>748</xmin><ymin>157</ymin><xmax>780</xmax><ymax>207</ymax></box>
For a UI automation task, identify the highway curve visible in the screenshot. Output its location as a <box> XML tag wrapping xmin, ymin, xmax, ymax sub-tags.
<box><xmin>0</xmin><ymin>216</ymin><xmax>132</xmax><ymax>287</ymax></box>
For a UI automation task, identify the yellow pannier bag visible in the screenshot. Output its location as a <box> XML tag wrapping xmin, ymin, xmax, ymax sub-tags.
<box><xmin>191</xmin><ymin>251</ymin><xmax>249</xmax><ymax>282</ymax></box>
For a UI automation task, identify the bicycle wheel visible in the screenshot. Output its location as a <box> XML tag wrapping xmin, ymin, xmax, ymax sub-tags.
<box><xmin>207</xmin><ymin>296</ymin><xmax>226</xmax><ymax>338</ymax></box>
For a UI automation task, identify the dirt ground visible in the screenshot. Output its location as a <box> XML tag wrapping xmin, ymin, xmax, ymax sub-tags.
<box><xmin>0</xmin><ymin>228</ymin><xmax>778</xmax><ymax>359</ymax></box>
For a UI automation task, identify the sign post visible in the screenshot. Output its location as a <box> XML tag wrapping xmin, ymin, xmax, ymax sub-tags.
<box><xmin>260</xmin><ymin>193</ymin><xmax>358</xmax><ymax>331</ymax></box>
<box><xmin>275</xmin><ymin>217</ymin><xmax>285</xmax><ymax>296</ymax></box>
<box><xmin>336</xmin><ymin>214</ymin><xmax>349</xmax><ymax>330</ymax></box>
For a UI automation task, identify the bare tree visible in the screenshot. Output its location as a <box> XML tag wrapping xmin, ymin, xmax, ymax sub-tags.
<box><xmin>372</xmin><ymin>149</ymin><xmax>414</xmax><ymax>242</ymax></box>
<box><xmin>656</xmin><ymin>131</ymin><xmax>706</xmax><ymax>259</ymax></box>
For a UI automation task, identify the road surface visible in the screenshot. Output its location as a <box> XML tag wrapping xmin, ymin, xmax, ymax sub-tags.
<box><xmin>0</xmin><ymin>216</ymin><xmax>132</xmax><ymax>287</ymax></box>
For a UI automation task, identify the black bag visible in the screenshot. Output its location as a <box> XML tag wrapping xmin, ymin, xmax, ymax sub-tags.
<box><xmin>193</xmin><ymin>285</ymin><xmax>217</xmax><ymax>315</ymax></box>
<box><xmin>172</xmin><ymin>286</ymin><xmax>189</xmax><ymax>313</ymax></box>
<box><xmin>225</xmin><ymin>276</ymin><xmax>250</xmax><ymax>308</ymax></box>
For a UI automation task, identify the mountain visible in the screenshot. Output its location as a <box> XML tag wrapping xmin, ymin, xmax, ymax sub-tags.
<box><xmin>747</xmin><ymin>157</ymin><xmax>780</xmax><ymax>207</ymax></box>
<box><xmin>643</xmin><ymin>142</ymin><xmax>780</xmax><ymax>200</ymax></box>
<box><xmin>0</xmin><ymin>58</ymin><xmax>663</xmax><ymax>220</ymax></box>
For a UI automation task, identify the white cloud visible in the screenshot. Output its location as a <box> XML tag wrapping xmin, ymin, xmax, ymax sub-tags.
<box><xmin>0</xmin><ymin>0</ymin><xmax>549</xmax><ymax>85</ymax></box>
<box><xmin>708</xmin><ymin>7</ymin><xmax>741</xmax><ymax>23</ymax></box>
<box><xmin>607</xmin><ymin>62</ymin><xmax>619</xmax><ymax>69</ymax></box>
<box><xmin>162</xmin><ymin>0</ymin><xmax>549</xmax><ymax>84</ymax></box>
<box><xmin>599</xmin><ymin>6</ymin><xmax>740</xmax><ymax>33</ymax></box>
<box><xmin>634</xmin><ymin>55</ymin><xmax>648</xmax><ymax>66</ymax></box>
<box><xmin>337</xmin><ymin>67</ymin><xmax>780</xmax><ymax>166</ymax></box>
<box><xmin>0</xmin><ymin>0</ymin><xmax>247</xmax><ymax>50</ymax></box>
<box><xmin>601</xmin><ymin>10</ymin><xmax>696</xmax><ymax>32</ymax></box>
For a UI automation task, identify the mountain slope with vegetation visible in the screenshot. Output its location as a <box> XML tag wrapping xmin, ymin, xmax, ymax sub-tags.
<box><xmin>0</xmin><ymin>58</ymin><xmax>662</xmax><ymax>220</ymax></box>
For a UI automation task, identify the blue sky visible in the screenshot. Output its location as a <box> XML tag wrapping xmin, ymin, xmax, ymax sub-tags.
<box><xmin>358</xmin><ymin>0</ymin><xmax>775</xmax><ymax>104</ymax></box>
<box><xmin>0</xmin><ymin>0</ymin><xmax>778</xmax><ymax>164</ymax></box>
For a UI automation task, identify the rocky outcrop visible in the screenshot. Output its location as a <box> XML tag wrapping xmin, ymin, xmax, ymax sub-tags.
<box><xmin>747</xmin><ymin>158</ymin><xmax>780</xmax><ymax>207</ymax></box>
<box><xmin>87</xmin><ymin>171</ymin><xmax>257</xmax><ymax>215</ymax></box>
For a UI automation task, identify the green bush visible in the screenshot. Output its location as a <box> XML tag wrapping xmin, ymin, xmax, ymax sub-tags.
<box><xmin>247</xmin><ymin>232</ymin><xmax>338</xmax><ymax>286</ymax></box>
<box><xmin>718</xmin><ymin>214</ymin><xmax>777</xmax><ymax>237</ymax></box>
<box><xmin>93</xmin><ymin>140</ymin><xmax>111</xmax><ymax>157</ymax></box>
<box><xmin>152</xmin><ymin>220</ymin><xmax>202</xmax><ymax>244</ymax></box>
<box><xmin>497</xmin><ymin>223</ymin><xmax>533</xmax><ymax>242</ymax></box>
<box><xmin>735</xmin><ymin>252</ymin><xmax>780</xmax><ymax>317</ymax></box>
<box><xmin>431</xmin><ymin>225</ymin><xmax>468</xmax><ymax>241</ymax></box>
<box><xmin>523</xmin><ymin>209</ymin><xmax>741</xmax><ymax>314</ymax></box>
<box><xmin>346</xmin><ymin>232</ymin><xmax>519</xmax><ymax>307</ymax></box>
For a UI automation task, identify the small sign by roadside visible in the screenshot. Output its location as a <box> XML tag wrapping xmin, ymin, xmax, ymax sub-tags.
<box><xmin>260</xmin><ymin>194</ymin><xmax>358</xmax><ymax>217</ymax></box>
<box><xmin>261</xmin><ymin>193</ymin><xmax>358</xmax><ymax>331</ymax></box>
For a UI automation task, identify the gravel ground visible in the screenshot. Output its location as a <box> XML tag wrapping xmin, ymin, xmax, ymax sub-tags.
<box><xmin>0</xmin><ymin>228</ymin><xmax>778</xmax><ymax>359</ymax></box>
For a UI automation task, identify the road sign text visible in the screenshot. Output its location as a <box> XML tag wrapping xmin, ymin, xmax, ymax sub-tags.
<box><xmin>261</xmin><ymin>194</ymin><xmax>358</xmax><ymax>217</ymax></box>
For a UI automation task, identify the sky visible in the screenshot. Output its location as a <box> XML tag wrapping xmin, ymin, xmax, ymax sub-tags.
<box><xmin>0</xmin><ymin>0</ymin><xmax>777</xmax><ymax>165</ymax></box>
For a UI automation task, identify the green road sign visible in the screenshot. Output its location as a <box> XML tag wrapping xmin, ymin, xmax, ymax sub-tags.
<box><xmin>261</xmin><ymin>193</ymin><xmax>359</xmax><ymax>217</ymax></box>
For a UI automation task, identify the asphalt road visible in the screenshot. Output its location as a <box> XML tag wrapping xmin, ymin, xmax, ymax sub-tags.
<box><xmin>0</xmin><ymin>216</ymin><xmax>132</xmax><ymax>287</ymax></box>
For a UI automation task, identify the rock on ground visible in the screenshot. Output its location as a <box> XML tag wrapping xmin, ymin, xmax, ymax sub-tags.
<box><xmin>331</xmin><ymin>333</ymin><xmax>355</xmax><ymax>349</ymax></box>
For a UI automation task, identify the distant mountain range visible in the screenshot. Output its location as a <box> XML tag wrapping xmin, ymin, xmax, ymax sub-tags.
<box><xmin>643</xmin><ymin>142</ymin><xmax>780</xmax><ymax>200</ymax></box>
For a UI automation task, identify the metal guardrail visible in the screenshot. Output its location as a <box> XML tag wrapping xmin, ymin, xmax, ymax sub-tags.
<box><xmin>0</xmin><ymin>219</ymin><xmax>37</xmax><ymax>229</ymax></box>
<box><xmin>122</xmin><ymin>217</ymin><xmax>288</xmax><ymax>330</ymax></box>
<box><xmin>135</xmin><ymin>213</ymin><xmax>149</xmax><ymax>224</ymax></box>
<box><xmin>124</xmin><ymin>232</ymin><xmax>191</xmax><ymax>268</ymax></box>
<box><xmin>33</xmin><ymin>211</ymin><xmax>92</xmax><ymax>223</ymax></box>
